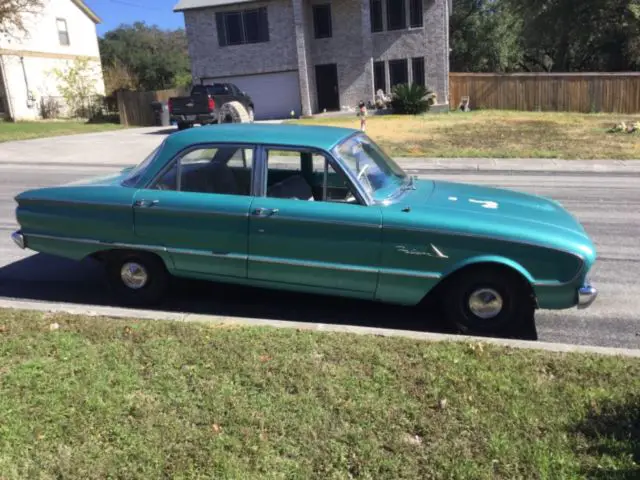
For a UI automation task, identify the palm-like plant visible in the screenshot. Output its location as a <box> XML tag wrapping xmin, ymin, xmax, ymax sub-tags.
<box><xmin>390</xmin><ymin>83</ymin><xmax>434</xmax><ymax>114</ymax></box>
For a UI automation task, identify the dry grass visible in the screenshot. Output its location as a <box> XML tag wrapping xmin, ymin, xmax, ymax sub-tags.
<box><xmin>295</xmin><ymin>110</ymin><xmax>640</xmax><ymax>159</ymax></box>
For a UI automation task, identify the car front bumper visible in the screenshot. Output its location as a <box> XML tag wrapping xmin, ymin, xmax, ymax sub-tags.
<box><xmin>577</xmin><ymin>282</ymin><xmax>597</xmax><ymax>309</ymax></box>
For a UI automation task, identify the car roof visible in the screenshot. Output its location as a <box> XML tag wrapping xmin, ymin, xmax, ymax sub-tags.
<box><xmin>166</xmin><ymin>123</ymin><xmax>359</xmax><ymax>152</ymax></box>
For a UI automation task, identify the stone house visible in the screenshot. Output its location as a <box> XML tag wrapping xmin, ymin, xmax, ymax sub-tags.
<box><xmin>0</xmin><ymin>0</ymin><xmax>105</xmax><ymax>121</ymax></box>
<box><xmin>174</xmin><ymin>0</ymin><xmax>451</xmax><ymax>120</ymax></box>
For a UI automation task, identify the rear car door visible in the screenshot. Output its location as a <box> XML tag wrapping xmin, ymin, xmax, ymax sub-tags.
<box><xmin>247</xmin><ymin>147</ymin><xmax>383</xmax><ymax>295</ymax></box>
<box><xmin>132</xmin><ymin>144</ymin><xmax>256</xmax><ymax>279</ymax></box>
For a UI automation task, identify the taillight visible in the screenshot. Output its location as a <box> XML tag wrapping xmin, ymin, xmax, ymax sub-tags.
<box><xmin>208</xmin><ymin>97</ymin><xmax>215</xmax><ymax>112</ymax></box>
<box><xmin>168</xmin><ymin>98</ymin><xmax>173</xmax><ymax>113</ymax></box>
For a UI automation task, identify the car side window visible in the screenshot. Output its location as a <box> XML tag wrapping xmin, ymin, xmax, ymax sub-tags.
<box><xmin>311</xmin><ymin>154</ymin><xmax>362</xmax><ymax>204</ymax></box>
<box><xmin>152</xmin><ymin>146</ymin><xmax>254</xmax><ymax>196</ymax></box>
<box><xmin>264</xmin><ymin>148</ymin><xmax>360</xmax><ymax>204</ymax></box>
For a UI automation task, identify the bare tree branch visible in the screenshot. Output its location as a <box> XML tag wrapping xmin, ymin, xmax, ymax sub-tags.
<box><xmin>0</xmin><ymin>0</ymin><xmax>45</xmax><ymax>39</ymax></box>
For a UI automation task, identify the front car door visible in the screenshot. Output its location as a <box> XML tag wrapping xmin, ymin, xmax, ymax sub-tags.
<box><xmin>132</xmin><ymin>143</ymin><xmax>256</xmax><ymax>279</ymax></box>
<box><xmin>247</xmin><ymin>146</ymin><xmax>383</xmax><ymax>296</ymax></box>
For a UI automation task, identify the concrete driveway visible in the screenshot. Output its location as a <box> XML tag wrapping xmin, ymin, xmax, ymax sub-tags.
<box><xmin>0</xmin><ymin>127</ymin><xmax>180</xmax><ymax>167</ymax></box>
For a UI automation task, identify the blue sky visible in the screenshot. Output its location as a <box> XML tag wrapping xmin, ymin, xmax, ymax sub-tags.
<box><xmin>84</xmin><ymin>0</ymin><xmax>185</xmax><ymax>36</ymax></box>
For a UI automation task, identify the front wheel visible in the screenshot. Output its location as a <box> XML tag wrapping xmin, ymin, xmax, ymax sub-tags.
<box><xmin>442</xmin><ymin>266</ymin><xmax>535</xmax><ymax>337</ymax></box>
<box><xmin>105</xmin><ymin>251</ymin><xmax>169</xmax><ymax>307</ymax></box>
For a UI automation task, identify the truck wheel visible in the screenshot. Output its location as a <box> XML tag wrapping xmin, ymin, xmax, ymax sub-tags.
<box><xmin>177</xmin><ymin>122</ymin><xmax>190</xmax><ymax>131</ymax></box>
<box><xmin>248</xmin><ymin>106</ymin><xmax>255</xmax><ymax>123</ymax></box>
<box><xmin>218</xmin><ymin>101</ymin><xmax>250</xmax><ymax>124</ymax></box>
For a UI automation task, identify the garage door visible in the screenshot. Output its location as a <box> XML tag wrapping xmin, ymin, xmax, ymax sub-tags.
<box><xmin>204</xmin><ymin>71</ymin><xmax>302</xmax><ymax>121</ymax></box>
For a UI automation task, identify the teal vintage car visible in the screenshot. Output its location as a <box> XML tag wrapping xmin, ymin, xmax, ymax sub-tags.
<box><xmin>11</xmin><ymin>123</ymin><xmax>597</xmax><ymax>336</ymax></box>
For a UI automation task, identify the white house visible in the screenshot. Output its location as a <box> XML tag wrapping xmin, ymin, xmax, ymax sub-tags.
<box><xmin>0</xmin><ymin>0</ymin><xmax>105</xmax><ymax>121</ymax></box>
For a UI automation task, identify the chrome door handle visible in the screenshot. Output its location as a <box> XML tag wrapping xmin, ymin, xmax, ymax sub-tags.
<box><xmin>252</xmin><ymin>207</ymin><xmax>279</xmax><ymax>217</ymax></box>
<box><xmin>134</xmin><ymin>199</ymin><xmax>159</xmax><ymax>207</ymax></box>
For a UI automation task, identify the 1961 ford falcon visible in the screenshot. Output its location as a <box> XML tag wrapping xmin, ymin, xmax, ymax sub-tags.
<box><xmin>11</xmin><ymin>124</ymin><xmax>597</xmax><ymax>336</ymax></box>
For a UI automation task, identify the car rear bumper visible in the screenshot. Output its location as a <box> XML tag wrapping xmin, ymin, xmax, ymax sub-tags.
<box><xmin>577</xmin><ymin>282</ymin><xmax>597</xmax><ymax>309</ymax></box>
<box><xmin>170</xmin><ymin>113</ymin><xmax>216</xmax><ymax>123</ymax></box>
<box><xmin>11</xmin><ymin>230</ymin><xmax>25</xmax><ymax>249</ymax></box>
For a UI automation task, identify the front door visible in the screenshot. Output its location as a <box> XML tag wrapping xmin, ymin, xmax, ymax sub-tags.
<box><xmin>132</xmin><ymin>144</ymin><xmax>256</xmax><ymax>279</ymax></box>
<box><xmin>315</xmin><ymin>64</ymin><xmax>340</xmax><ymax>112</ymax></box>
<box><xmin>247</xmin><ymin>147</ymin><xmax>382</xmax><ymax>295</ymax></box>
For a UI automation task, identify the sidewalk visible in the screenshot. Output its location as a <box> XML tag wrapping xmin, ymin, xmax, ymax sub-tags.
<box><xmin>0</xmin><ymin>126</ymin><xmax>638</xmax><ymax>174</ymax></box>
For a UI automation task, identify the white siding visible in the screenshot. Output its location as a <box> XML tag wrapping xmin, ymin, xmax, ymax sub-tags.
<box><xmin>0</xmin><ymin>0</ymin><xmax>104</xmax><ymax>120</ymax></box>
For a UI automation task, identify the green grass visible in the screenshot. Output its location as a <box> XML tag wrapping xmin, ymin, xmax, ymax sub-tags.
<box><xmin>294</xmin><ymin>110</ymin><xmax>640</xmax><ymax>159</ymax></box>
<box><xmin>1</xmin><ymin>309</ymin><xmax>639</xmax><ymax>479</ymax></box>
<box><xmin>0</xmin><ymin>120</ymin><xmax>125</xmax><ymax>143</ymax></box>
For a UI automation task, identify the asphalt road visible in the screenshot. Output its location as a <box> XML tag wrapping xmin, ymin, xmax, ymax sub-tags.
<box><xmin>0</xmin><ymin>163</ymin><xmax>638</xmax><ymax>349</ymax></box>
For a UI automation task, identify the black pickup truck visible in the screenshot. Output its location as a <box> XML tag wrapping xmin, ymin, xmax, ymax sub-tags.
<box><xmin>168</xmin><ymin>83</ymin><xmax>255</xmax><ymax>130</ymax></box>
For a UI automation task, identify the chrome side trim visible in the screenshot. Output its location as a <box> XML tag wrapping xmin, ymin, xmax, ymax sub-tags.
<box><xmin>379</xmin><ymin>267</ymin><xmax>441</xmax><ymax>279</ymax></box>
<box><xmin>249</xmin><ymin>255</ymin><xmax>440</xmax><ymax>279</ymax></box>
<box><xmin>168</xmin><ymin>247</ymin><xmax>247</xmax><ymax>261</ymax></box>
<box><xmin>249</xmin><ymin>255</ymin><xmax>378</xmax><ymax>273</ymax></box>
<box><xmin>18</xmin><ymin>198</ymin><xmax>130</xmax><ymax>209</ymax></box>
<box><xmin>252</xmin><ymin>214</ymin><xmax>381</xmax><ymax>230</ymax></box>
<box><xmin>135</xmin><ymin>206</ymin><xmax>249</xmax><ymax>218</ymax></box>
<box><xmin>383</xmin><ymin>224</ymin><xmax>587</xmax><ymax>264</ymax></box>
<box><xmin>26</xmin><ymin>233</ymin><xmax>167</xmax><ymax>253</ymax></box>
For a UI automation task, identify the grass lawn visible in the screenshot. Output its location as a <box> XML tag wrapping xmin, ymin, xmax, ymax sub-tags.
<box><xmin>295</xmin><ymin>110</ymin><xmax>640</xmax><ymax>159</ymax></box>
<box><xmin>0</xmin><ymin>120</ymin><xmax>125</xmax><ymax>143</ymax></box>
<box><xmin>1</xmin><ymin>309</ymin><xmax>638</xmax><ymax>479</ymax></box>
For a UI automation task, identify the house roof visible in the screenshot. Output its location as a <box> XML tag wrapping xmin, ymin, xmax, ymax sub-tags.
<box><xmin>71</xmin><ymin>0</ymin><xmax>101</xmax><ymax>24</ymax></box>
<box><xmin>173</xmin><ymin>0</ymin><xmax>258</xmax><ymax>12</ymax></box>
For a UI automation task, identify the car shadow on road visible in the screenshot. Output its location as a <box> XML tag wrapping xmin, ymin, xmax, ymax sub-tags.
<box><xmin>0</xmin><ymin>253</ymin><xmax>539</xmax><ymax>341</ymax></box>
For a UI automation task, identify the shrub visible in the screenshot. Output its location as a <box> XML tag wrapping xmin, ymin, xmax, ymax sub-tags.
<box><xmin>390</xmin><ymin>83</ymin><xmax>434</xmax><ymax>114</ymax></box>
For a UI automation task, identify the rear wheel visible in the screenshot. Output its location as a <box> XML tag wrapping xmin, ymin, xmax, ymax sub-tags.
<box><xmin>105</xmin><ymin>251</ymin><xmax>169</xmax><ymax>307</ymax></box>
<box><xmin>441</xmin><ymin>266</ymin><xmax>535</xmax><ymax>337</ymax></box>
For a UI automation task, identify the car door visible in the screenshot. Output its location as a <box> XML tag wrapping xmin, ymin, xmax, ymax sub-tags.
<box><xmin>247</xmin><ymin>147</ymin><xmax>383</xmax><ymax>295</ymax></box>
<box><xmin>132</xmin><ymin>144</ymin><xmax>256</xmax><ymax>279</ymax></box>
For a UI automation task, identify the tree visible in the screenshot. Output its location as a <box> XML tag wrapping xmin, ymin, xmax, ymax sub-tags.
<box><xmin>51</xmin><ymin>56</ymin><xmax>101</xmax><ymax>118</ymax></box>
<box><xmin>98</xmin><ymin>22</ymin><xmax>191</xmax><ymax>92</ymax></box>
<box><xmin>0</xmin><ymin>0</ymin><xmax>44</xmax><ymax>39</ymax></box>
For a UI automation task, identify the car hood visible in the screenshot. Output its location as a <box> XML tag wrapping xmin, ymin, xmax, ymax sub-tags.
<box><xmin>391</xmin><ymin>178</ymin><xmax>595</xmax><ymax>263</ymax></box>
<box><xmin>426</xmin><ymin>179</ymin><xmax>588</xmax><ymax>237</ymax></box>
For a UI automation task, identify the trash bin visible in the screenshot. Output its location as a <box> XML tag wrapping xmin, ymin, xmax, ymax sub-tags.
<box><xmin>151</xmin><ymin>101</ymin><xmax>171</xmax><ymax>127</ymax></box>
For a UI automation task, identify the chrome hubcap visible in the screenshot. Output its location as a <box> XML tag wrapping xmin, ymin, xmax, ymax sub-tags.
<box><xmin>468</xmin><ymin>288</ymin><xmax>503</xmax><ymax>319</ymax></box>
<box><xmin>120</xmin><ymin>262</ymin><xmax>148</xmax><ymax>290</ymax></box>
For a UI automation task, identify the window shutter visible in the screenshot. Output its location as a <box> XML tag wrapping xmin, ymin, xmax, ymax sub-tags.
<box><xmin>216</xmin><ymin>12</ymin><xmax>227</xmax><ymax>46</ymax></box>
<box><xmin>258</xmin><ymin>7</ymin><xmax>269</xmax><ymax>42</ymax></box>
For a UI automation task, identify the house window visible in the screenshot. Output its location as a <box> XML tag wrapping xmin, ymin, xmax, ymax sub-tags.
<box><xmin>373</xmin><ymin>61</ymin><xmax>386</xmax><ymax>93</ymax></box>
<box><xmin>216</xmin><ymin>7</ymin><xmax>269</xmax><ymax>47</ymax></box>
<box><xmin>386</xmin><ymin>0</ymin><xmax>406</xmax><ymax>31</ymax></box>
<box><xmin>412</xmin><ymin>57</ymin><xmax>425</xmax><ymax>86</ymax></box>
<box><xmin>409</xmin><ymin>0</ymin><xmax>423</xmax><ymax>28</ymax></box>
<box><xmin>313</xmin><ymin>4</ymin><xmax>332</xmax><ymax>39</ymax></box>
<box><xmin>370</xmin><ymin>0</ymin><xmax>383</xmax><ymax>33</ymax></box>
<box><xmin>389</xmin><ymin>59</ymin><xmax>408</xmax><ymax>87</ymax></box>
<box><xmin>56</xmin><ymin>18</ymin><xmax>69</xmax><ymax>46</ymax></box>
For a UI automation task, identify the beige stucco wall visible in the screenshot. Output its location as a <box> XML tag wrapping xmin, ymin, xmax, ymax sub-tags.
<box><xmin>0</xmin><ymin>0</ymin><xmax>104</xmax><ymax>120</ymax></box>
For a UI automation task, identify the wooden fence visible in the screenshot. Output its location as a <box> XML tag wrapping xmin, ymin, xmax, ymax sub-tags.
<box><xmin>116</xmin><ymin>73</ymin><xmax>640</xmax><ymax>126</ymax></box>
<box><xmin>116</xmin><ymin>87</ymin><xmax>187</xmax><ymax>127</ymax></box>
<box><xmin>449</xmin><ymin>72</ymin><xmax>640</xmax><ymax>114</ymax></box>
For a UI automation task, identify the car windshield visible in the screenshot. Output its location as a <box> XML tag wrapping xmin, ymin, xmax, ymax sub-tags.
<box><xmin>121</xmin><ymin>144</ymin><xmax>162</xmax><ymax>187</ymax></box>
<box><xmin>333</xmin><ymin>133</ymin><xmax>410</xmax><ymax>202</ymax></box>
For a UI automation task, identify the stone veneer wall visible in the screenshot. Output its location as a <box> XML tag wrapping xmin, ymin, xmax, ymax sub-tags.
<box><xmin>182</xmin><ymin>0</ymin><xmax>450</xmax><ymax>114</ymax></box>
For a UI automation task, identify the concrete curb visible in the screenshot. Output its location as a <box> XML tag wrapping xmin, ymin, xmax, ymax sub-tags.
<box><xmin>2</xmin><ymin>298</ymin><xmax>639</xmax><ymax>358</ymax></box>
